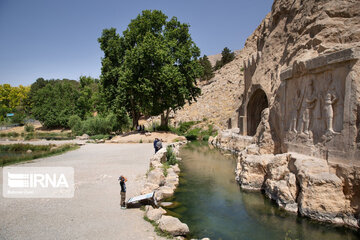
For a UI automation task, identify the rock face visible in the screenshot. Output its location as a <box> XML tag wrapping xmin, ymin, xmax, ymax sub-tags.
<box><xmin>178</xmin><ymin>0</ymin><xmax>360</xmax><ymax>229</ymax></box>
<box><xmin>234</xmin><ymin>151</ymin><xmax>359</xmax><ymax>228</ymax></box>
<box><xmin>157</xmin><ymin>216</ymin><xmax>190</xmax><ymax>236</ymax></box>
<box><xmin>264</xmin><ymin>154</ymin><xmax>298</xmax><ymax>212</ymax></box>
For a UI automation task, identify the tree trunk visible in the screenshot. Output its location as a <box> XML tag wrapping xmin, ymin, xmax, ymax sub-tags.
<box><xmin>131</xmin><ymin>111</ymin><xmax>140</xmax><ymax>129</ymax></box>
<box><xmin>160</xmin><ymin>109</ymin><xmax>170</xmax><ymax>128</ymax></box>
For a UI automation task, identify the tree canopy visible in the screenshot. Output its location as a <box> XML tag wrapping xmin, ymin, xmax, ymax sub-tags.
<box><xmin>29</xmin><ymin>77</ymin><xmax>103</xmax><ymax>128</ymax></box>
<box><xmin>0</xmin><ymin>84</ymin><xmax>30</xmax><ymax>122</ymax></box>
<box><xmin>98</xmin><ymin>10</ymin><xmax>202</xmax><ymax>127</ymax></box>
<box><xmin>199</xmin><ymin>55</ymin><xmax>214</xmax><ymax>81</ymax></box>
<box><xmin>214</xmin><ymin>47</ymin><xmax>235</xmax><ymax>71</ymax></box>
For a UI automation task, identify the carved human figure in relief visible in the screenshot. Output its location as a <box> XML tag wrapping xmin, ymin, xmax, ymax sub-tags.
<box><xmin>324</xmin><ymin>88</ymin><xmax>338</xmax><ymax>134</ymax></box>
<box><xmin>289</xmin><ymin>89</ymin><xmax>302</xmax><ymax>133</ymax></box>
<box><xmin>300</xmin><ymin>79</ymin><xmax>317</xmax><ymax>135</ymax></box>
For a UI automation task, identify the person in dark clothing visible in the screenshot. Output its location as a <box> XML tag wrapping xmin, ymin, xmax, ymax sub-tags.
<box><xmin>119</xmin><ymin>176</ymin><xmax>127</xmax><ymax>209</ymax></box>
<box><xmin>156</xmin><ymin>139</ymin><xmax>163</xmax><ymax>151</ymax></box>
<box><xmin>153</xmin><ymin>138</ymin><xmax>159</xmax><ymax>153</ymax></box>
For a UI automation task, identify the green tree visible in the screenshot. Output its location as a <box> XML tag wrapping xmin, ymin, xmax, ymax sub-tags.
<box><xmin>32</xmin><ymin>81</ymin><xmax>80</xmax><ymax>128</ymax></box>
<box><xmin>0</xmin><ymin>84</ymin><xmax>30</xmax><ymax>122</ymax></box>
<box><xmin>77</xmin><ymin>76</ymin><xmax>99</xmax><ymax>119</ymax></box>
<box><xmin>213</xmin><ymin>47</ymin><xmax>235</xmax><ymax>71</ymax></box>
<box><xmin>98</xmin><ymin>10</ymin><xmax>202</xmax><ymax>128</ymax></box>
<box><xmin>199</xmin><ymin>55</ymin><xmax>214</xmax><ymax>81</ymax></box>
<box><xmin>221</xmin><ymin>47</ymin><xmax>235</xmax><ymax>65</ymax></box>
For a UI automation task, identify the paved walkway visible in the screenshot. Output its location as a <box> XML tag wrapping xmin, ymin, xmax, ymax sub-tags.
<box><xmin>0</xmin><ymin>144</ymin><xmax>165</xmax><ymax>240</ymax></box>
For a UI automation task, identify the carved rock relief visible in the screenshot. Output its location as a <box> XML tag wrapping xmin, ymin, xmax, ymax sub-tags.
<box><xmin>284</xmin><ymin>69</ymin><xmax>346</xmax><ymax>145</ymax></box>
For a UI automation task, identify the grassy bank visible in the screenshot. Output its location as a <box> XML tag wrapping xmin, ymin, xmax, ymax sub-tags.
<box><xmin>0</xmin><ymin>143</ymin><xmax>79</xmax><ymax>166</ymax></box>
<box><xmin>0</xmin><ymin>131</ymin><xmax>75</xmax><ymax>141</ymax></box>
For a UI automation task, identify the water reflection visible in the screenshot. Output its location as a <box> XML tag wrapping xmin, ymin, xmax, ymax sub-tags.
<box><xmin>166</xmin><ymin>142</ymin><xmax>360</xmax><ymax>240</ymax></box>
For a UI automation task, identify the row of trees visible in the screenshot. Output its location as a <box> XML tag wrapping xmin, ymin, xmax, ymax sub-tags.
<box><xmin>1</xmin><ymin>10</ymin><xmax>236</xmax><ymax>134</ymax></box>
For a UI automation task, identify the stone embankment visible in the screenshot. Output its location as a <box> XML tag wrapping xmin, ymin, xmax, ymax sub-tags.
<box><xmin>142</xmin><ymin>142</ymin><xmax>211</xmax><ymax>240</ymax></box>
<box><xmin>141</xmin><ymin>141</ymin><xmax>190</xmax><ymax>238</ymax></box>
<box><xmin>210</xmin><ymin>130</ymin><xmax>360</xmax><ymax>229</ymax></box>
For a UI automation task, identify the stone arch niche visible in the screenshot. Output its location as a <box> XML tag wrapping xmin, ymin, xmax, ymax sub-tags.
<box><xmin>247</xmin><ymin>89</ymin><xmax>268</xmax><ymax>136</ymax></box>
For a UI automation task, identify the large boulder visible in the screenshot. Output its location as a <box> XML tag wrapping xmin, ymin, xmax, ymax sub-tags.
<box><xmin>141</xmin><ymin>182</ymin><xmax>159</xmax><ymax>195</ymax></box>
<box><xmin>155</xmin><ymin>186</ymin><xmax>174</xmax><ymax>201</ymax></box>
<box><xmin>150</xmin><ymin>148</ymin><xmax>167</xmax><ymax>163</ymax></box>
<box><xmin>147</xmin><ymin>169</ymin><xmax>165</xmax><ymax>186</ymax></box>
<box><xmin>294</xmin><ymin>155</ymin><xmax>349</xmax><ymax>224</ymax></box>
<box><xmin>146</xmin><ymin>207</ymin><xmax>167</xmax><ymax>222</ymax></box>
<box><xmin>265</xmin><ymin>173</ymin><xmax>298</xmax><ymax>212</ymax></box>
<box><xmin>237</xmin><ymin>153</ymin><xmax>273</xmax><ymax>190</ymax></box>
<box><xmin>157</xmin><ymin>215</ymin><xmax>190</xmax><ymax>236</ymax></box>
<box><xmin>263</xmin><ymin>154</ymin><xmax>298</xmax><ymax>212</ymax></box>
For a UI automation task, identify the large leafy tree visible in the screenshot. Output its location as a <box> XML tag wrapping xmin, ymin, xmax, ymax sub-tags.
<box><xmin>0</xmin><ymin>84</ymin><xmax>30</xmax><ymax>122</ymax></box>
<box><xmin>32</xmin><ymin>80</ymin><xmax>80</xmax><ymax>128</ymax></box>
<box><xmin>98</xmin><ymin>10</ymin><xmax>202</xmax><ymax>128</ymax></box>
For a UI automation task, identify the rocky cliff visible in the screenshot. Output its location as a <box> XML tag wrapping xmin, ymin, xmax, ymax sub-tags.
<box><xmin>174</xmin><ymin>0</ymin><xmax>360</xmax><ymax>131</ymax></box>
<box><xmin>179</xmin><ymin>0</ymin><xmax>360</xmax><ymax>229</ymax></box>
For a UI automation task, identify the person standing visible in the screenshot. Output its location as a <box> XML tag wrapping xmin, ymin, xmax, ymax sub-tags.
<box><xmin>119</xmin><ymin>176</ymin><xmax>127</xmax><ymax>209</ymax></box>
<box><xmin>153</xmin><ymin>138</ymin><xmax>159</xmax><ymax>153</ymax></box>
<box><xmin>156</xmin><ymin>139</ymin><xmax>163</xmax><ymax>152</ymax></box>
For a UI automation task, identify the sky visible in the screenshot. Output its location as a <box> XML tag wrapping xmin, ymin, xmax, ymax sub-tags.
<box><xmin>0</xmin><ymin>0</ymin><xmax>272</xmax><ymax>86</ymax></box>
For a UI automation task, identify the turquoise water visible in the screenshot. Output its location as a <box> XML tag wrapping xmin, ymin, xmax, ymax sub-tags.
<box><xmin>165</xmin><ymin>142</ymin><xmax>360</xmax><ymax>240</ymax></box>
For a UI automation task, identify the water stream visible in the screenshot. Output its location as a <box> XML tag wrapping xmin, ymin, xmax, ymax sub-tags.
<box><xmin>165</xmin><ymin>142</ymin><xmax>360</xmax><ymax>240</ymax></box>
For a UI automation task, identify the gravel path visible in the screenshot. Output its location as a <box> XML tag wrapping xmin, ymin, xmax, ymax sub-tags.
<box><xmin>0</xmin><ymin>143</ymin><xmax>166</xmax><ymax>240</ymax></box>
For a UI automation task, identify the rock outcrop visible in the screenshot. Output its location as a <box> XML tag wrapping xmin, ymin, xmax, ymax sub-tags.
<box><xmin>185</xmin><ymin>0</ymin><xmax>360</xmax><ymax>229</ymax></box>
<box><xmin>157</xmin><ymin>216</ymin><xmax>190</xmax><ymax>236</ymax></box>
<box><xmin>232</xmin><ymin>149</ymin><xmax>360</xmax><ymax>228</ymax></box>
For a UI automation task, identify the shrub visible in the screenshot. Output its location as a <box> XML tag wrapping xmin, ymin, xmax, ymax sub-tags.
<box><xmin>166</xmin><ymin>146</ymin><xmax>178</xmax><ymax>165</ymax></box>
<box><xmin>68</xmin><ymin>115</ymin><xmax>83</xmax><ymax>135</ymax></box>
<box><xmin>24</xmin><ymin>124</ymin><xmax>34</xmax><ymax>132</ymax></box>
<box><xmin>185</xmin><ymin>128</ymin><xmax>201</xmax><ymax>140</ymax></box>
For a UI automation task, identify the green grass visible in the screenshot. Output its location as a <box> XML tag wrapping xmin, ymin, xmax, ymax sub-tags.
<box><xmin>0</xmin><ymin>131</ymin><xmax>75</xmax><ymax>141</ymax></box>
<box><xmin>89</xmin><ymin>134</ymin><xmax>110</xmax><ymax>140</ymax></box>
<box><xmin>0</xmin><ymin>143</ymin><xmax>79</xmax><ymax>166</ymax></box>
<box><xmin>143</xmin><ymin>215</ymin><xmax>173</xmax><ymax>239</ymax></box>
<box><xmin>24</xmin><ymin>132</ymin><xmax>74</xmax><ymax>141</ymax></box>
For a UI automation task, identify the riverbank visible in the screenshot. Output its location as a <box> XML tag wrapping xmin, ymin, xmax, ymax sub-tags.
<box><xmin>141</xmin><ymin>141</ymin><xmax>192</xmax><ymax>238</ymax></box>
<box><xmin>167</xmin><ymin>142</ymin><xmax>359</xmax><ymax>239</ymax></box>
<box><xmin>209</xmin><ymin>129</ymin><xmax>360</xmax><ymax>229</ymax></box>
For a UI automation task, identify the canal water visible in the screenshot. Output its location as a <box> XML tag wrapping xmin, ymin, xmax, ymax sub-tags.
<box><xmin>165</xmin><ymin>142</ymin><xmax>360</xmax><ymax>240</ymax></box>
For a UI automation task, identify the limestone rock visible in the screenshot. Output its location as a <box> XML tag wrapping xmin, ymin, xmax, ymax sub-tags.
<box><xmin>237</xmin><ymin>154</ymin><xmax>273</xmax><ymax>190</ymax></box>
<box><xmin>146</xmin><ymin>207</ymin><xmax>167</xmax><ymax>222</ymax></box>
<box><xmin>157</xmin><ymin>215</ymin><xmax>190</xmax><ymax>236</ymax></box>
<box><xmin>172</xmin><ymin>164</ymin><xmax>181</xmax><ymax>174</ymax></box>
<box><xmin>141</xmin><ymin>182</ymin><xmax>159</xmax><ymax>195</ymax></box>
<box><xmin>263</xmin><ymin>154</ymin><xmax>298</xmax><ymax>212</ymax></box>
<box><xmin>76</xmin><ymin>134</ymin><xmax>89</xmax><ymax>140</ymax></box>
<box><xmin>294</xmin><ymin>155</ymin><xmax>349</xmax><ymax>224</ymax></box>
<box><xmin>155</xmin><ymin>186</ymin><xmax>174</xmax><ymax>201</ymax></box>
<box><xmin>147</xmin><ymin>169</ymin><xmax>165</xmax><ymax>186</ymax></box>
<box><xmin>150</xmin><ymin>148</ymin><xmax>167</xmax><ymax>163</ymax></box>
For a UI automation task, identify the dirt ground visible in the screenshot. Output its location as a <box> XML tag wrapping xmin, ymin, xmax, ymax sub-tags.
<box><xmin>0</xmin><ymin>144</ymin><xmax>166</xmax><ymax>240</ymax></box>
<box><xmin>110</xmin><ymin>131</ymin><xmax>186</xmax><ymax>144</ymax></box>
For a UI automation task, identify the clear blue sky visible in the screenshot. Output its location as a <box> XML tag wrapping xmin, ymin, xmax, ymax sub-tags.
<box><xmin>0</xmin><ymin>0</ymin><xmax>272</xmax><ymax>86</ymax></box>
